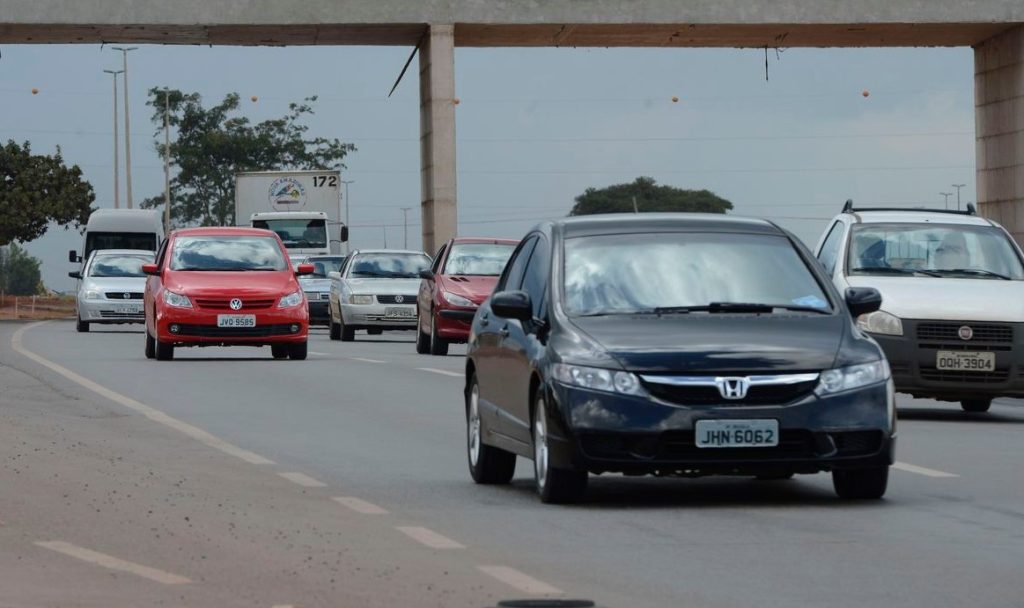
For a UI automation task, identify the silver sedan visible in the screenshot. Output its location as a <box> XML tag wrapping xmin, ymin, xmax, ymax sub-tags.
<box><xmin>71</xmin><ymin>249</ymin><xmax>154</xmax><ymax>333</ymax></box>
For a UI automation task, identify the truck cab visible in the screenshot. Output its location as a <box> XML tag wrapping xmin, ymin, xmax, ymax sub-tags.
<box><xmin>251</xmin><ymin>211</ymin><xmax>335</xmax><ymax>257</ymax></box>
<box><xmin>69</xmin><ymin>208</ymin><xmax>165</xmax><ymax>266</ymax></box>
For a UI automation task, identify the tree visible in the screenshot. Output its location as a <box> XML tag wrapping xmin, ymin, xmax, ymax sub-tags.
<box><xmin>0</xmin><ymin>141</ymin><xmax>95</xmax><ymax>246</ymax></box>
<box><xmin>141</xmin><ymin>89</ymin><xmax>356</xmax><ymax>226</ymax></box>
<box><xmin>0</xmin><ymin>243</ymin><xmax>44</xmax><ymax>296</ymax></box>
<box><xmin>569</xmin><ymin>177</ymin><xmax>733</xmax><ymax>216</ymax></box>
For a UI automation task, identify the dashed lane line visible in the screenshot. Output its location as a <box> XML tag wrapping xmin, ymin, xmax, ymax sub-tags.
<box><xmin>478</xmin><ymin>565</ymin><xmax>563</xmax><ymax>595</ymax></box>
<box><xmin>12</xmin><ymin>322</ymin><xmax>274</xmax><ymax>466</ymax></box>
<box><xmin>309</xmin><ymin>351</ymin><xmax>331</xmax><ymax>356</ymax></box>
<box><xmin>893</xmin><ymin>461</ymin><xmax>959</xmax><ymax>478</ymax></box>
<box><xmin>351</xmin><ymin>357</ymin><xmax>387</xmax><ymax>363</ymax></box>
<box><xmin>278</xmin><ymin>472</ymin><xmax>328</xmax><ymax>487</ymax></box>
<box><xmin>416</xmin><ymin>367</ymin><xmax>462</xmax><ymax>378</ymax></box>
<box><xmin>396</xmin><ymin>526</ymin><xmax>466</xmax><ymax>549</ymax></box>
<box><xmin>332</xmin><ymin>496</ymin><xmax>389</xmax><ymax>515</ymax></box>
<box><xmin>36</xmin><ymin>541</ymin><xmax>191</xmax><ymax>585</ymax></box>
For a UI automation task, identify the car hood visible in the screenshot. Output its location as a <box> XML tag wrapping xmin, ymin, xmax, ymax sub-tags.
<box><xmin>345</xmin><ymin>277</ymin><xmax>421</xmax><ymax>295</ymax></box>
<box><xmin>567</xmin><ymin>314</ymin><xmax>846</xmax><ymax>373</ymax></box>
<box><xmin>846</xmin><ymin>275</ymin><xmax>1024</xmax><ymax>321</ymax></box>
<box><xmin>439</xmin><ymin>275</ymin><xmax>498</xmax><ymax>304</ymax></box>
<box><xmin>299</xmin><ymin>277</ymin><xmax>332</xmax><ymax>292</ymax></box>
<box><xmin>82</xmin><ymin>276</ymin><xmax>147</xmax><ymax>293</ymax></box>
<box><xmin>164</xmin><ymin>270</ymin><xmax>297</xmax><ymax>296</ymax></box>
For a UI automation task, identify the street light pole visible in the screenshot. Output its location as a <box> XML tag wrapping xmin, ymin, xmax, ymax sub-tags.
<box><xmin>112</xmin><ymin>47</ymin><xmax>138</xmax><ymax>209</ymax></box>
<box><xmin>163</xmin><ymin>87</ymin><xmax>172</xmax><ymax>233</ymax></box>
<box><xmin>401</xmin><ymin>207</ymin><xmax>412</xmax><ymax>249</ymax></box>
<box><xmin>940</xmin><ymin>192</ymin><xmax>952</xmax><ymax>209</ymax></box>
<box><xmin>952</xmin><ymin>184</ymin><xmax>966</xmax><ymax>211</ymax></box>
<box><xmin>103</xmin><ymin>69</ymin><xmax>124</xmax><ymax>209</ymax></box>
<box><xmin>342</xmin><ymin>180</ymin><xmax>355</xmax><ymax>254</ymax></box>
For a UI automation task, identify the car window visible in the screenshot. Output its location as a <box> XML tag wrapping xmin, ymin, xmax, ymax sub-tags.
<box><xmin>88</xmin><ymin>254</ymin><xmax>153</xmax><ymax>278</ymax></box>
<box><xmin>169</xmin><ymin>236</ymin><xmax>287</xmax><ymax>271</ymax></box>
<box><xmin>520</xmin><ymin>237</ymin><xmax>550</xmax><ymax>317</ymax></box>
<box><xmin>154</xmin><ymin>238</ymin><xmax>169</xmax><ymax>269</ymax></box>
<box><xmin>431</xmin><ymin>245</ymin><xmax>447</xmax><ymax>274</ymax></box>
<box><xmin>444</xmin><ymin>243</ymin><xmax>517</xmax><ymax>276</ymax></box>
<box><xmin>817</xmin><ymin>221</ymin><xmax>845</xmax><ymax>276</ymax></box>
<box><xmin>497</xmin><ymin>236</ymin><xmax>538</xmax><ymax>291</ymax></box>
<box><xmin>347</xmin><ymin>253</ymin><xmax>431</xmax><ymax>278</ymax></box>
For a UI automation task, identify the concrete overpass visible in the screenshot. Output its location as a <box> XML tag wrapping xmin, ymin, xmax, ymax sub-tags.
<box><xmin>3</xmin><ymin>1</ymin><xmax>1023</xmax><ymax>249</ymax></box>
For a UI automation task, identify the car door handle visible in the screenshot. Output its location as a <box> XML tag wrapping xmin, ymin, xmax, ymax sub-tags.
<box><xmin>499</xmin><ymin>326</ymin><xmax>510</xmax><ymax>338</ymax></box>
<box><xmin>480</xmin><ymin>314</ymin><xmax>490</xmax><ymax>327</ymax></box>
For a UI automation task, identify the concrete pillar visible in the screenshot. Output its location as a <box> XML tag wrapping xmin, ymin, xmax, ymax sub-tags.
<box><xmin>975</xmin><ymin>26</ymin><xmax>1024</xmax><ymax>242</ymax></box>
<box><xmin>419</xmin><ymin>24</ymin><xmax>457</xmax><ymax>255</ymax></box>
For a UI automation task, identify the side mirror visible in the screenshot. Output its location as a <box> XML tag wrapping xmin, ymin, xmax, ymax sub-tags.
<box><xmin>327</xmin><ymin>271</ymin><xmax>341</xmax><ymax>281</ymax></box>
<box><xmin>68</xmin><ymin>271</ymin><xmax>82</xmax><ymax>280</ymax></box>
<box><xmin>296</xmin><ymin>263</ymin><xmax>315</xmax><ymax>276</ymax></box>
<box><xmin>141</xmin><ymin>263</ymin><xmax>160</xmax><ymax>276</ymax></box>
<box><xmin>491</xmin><ymin>290</ymin><xmax>533</xmax><ymax>322</ymax></box>
<box><xmin>419</xmin><ymin>269</ymin><xmax>434</xmax><ymax>280</ymax></box>
<box><xmin>68</xmin><ymin>250</ymin><xmax>80</xmax><ymax>263</ymax></box>
<box><xmin>845</xmin><ymin>287</ymin><xmax>882</xmax><ymax>317</ymax></box>
<box><xmin>340</xmin><ymin>226</ymin><xmax>349</xmax><ymax>243</ymax></box>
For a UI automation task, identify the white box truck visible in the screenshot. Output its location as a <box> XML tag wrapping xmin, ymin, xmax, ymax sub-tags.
<box><xmin>234</xmin><ymin>170</ymin><xmax>347</xmax><ymax>257</ymax></box>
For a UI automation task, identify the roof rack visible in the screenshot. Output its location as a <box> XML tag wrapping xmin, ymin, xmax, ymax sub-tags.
<box><xmin>842</xmin><ymin>199</ymin><xmax>976</xmax><ymax>216</ymax></box>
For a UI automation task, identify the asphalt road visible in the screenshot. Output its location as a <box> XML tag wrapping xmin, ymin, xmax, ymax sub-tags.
<box><xmin>3</xmin><ymin>320</ymin><xmax>1024</xmax><ymax>607</ymax></box>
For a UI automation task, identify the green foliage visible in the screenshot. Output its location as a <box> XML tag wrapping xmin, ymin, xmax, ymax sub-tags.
<box><xmin>141</xmin><ymin>90</ymin><xmax>356</xmax><ymax>226</ymax></box>
<box><xmin>0</xmin><ymin>141</ymin><xmax>95</xmax><ymax>246</ymax></box>
<box><xmin>569</xmin><ymin>177</ymin><xmax>733</xmax><ymax>216</ymax></box>
<box><xmin>0</xmin><ymin>243</ymin><xmax>44</xmax><ymax>295</ymax></box>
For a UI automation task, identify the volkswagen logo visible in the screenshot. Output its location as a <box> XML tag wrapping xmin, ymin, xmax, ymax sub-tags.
<box><xmin>229</xmin><ymin>298</ymin><xmax>243</xmax><ymax>311</ymax></box>
<box><xmin>394</xmin><ymin>295</ymin><xmax>404</xmax><ymax>304</ymax></box>
<box><xmin>715</xmin><ymin>377</ymin><xmax>750</xmax><ymax>400</ymax></box>
<box><xmin>958</xmin><ymin>325</ymin><xmax>973</xmax><ymax>341</ymax></box>
<box><xmin>122</xmin><ymin>293</ymin><xmax>131</xmax><ymax>300</ymax></box>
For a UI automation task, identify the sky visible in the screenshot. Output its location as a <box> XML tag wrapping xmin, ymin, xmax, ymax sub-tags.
<box><xmin>0</xmin><ymin>43</ymin><xmax>975</xmax><ymax>291</ymax></box>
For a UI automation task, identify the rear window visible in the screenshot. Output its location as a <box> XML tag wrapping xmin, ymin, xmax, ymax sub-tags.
<box><xmin>169</xmin><ymin>236</ymin><xmax>287</xmax><ymax>271</ymax></box>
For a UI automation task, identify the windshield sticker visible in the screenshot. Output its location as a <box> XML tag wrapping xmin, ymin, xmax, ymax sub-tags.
<box><xmin>792</xmin><ymin>295</ymin><xmax>828</xmax><ymax>309</ymax></box>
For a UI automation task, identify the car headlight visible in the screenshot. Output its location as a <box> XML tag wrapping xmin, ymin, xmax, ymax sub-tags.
<box><xmin>349</xmin><ymin>294</ymin><xmax>374</xmax><ymax>305</ymax></box>
<box><xmin>856</xmin><ymin>310</ymin><xmax>903</xmax><ymax>336</ymax></box>
<box><xmin>278</xmin><ymin>291</ymin><xmax>303</xmax><ymax>308</ymax></box>
<box><xmin>443</xmin><ymin>292</ymin><xmax>475</xmax><ymax>307</ymax></box>
<box><xmin>163</xmin><ymin>290</ymin><xmax>192</xmax><ymax>308</ymax></box>
<box><xmin>552</xmin><ymin>363</ymin><xmax>647</xmax><ymax>396</ymax></box>
<box><xmin>83</xmin><ymin>289</ymin><xmax>101</xmax><ymax>300</ymax></box>
<box><xmin>816</xmin><ymin>360</ymin><xmax>890</xmax><ymax>395</ymax></box>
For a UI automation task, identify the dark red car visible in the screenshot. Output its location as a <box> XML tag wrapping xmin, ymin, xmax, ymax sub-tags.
<box><xmin>142</xmin><ymin>226</ymin><xmax>313</xmax><ymax>361</ymax></box>
<box><xmin>416</xmin><ymin>237</ymin><xmax>519</xmax><ymax>355</ymax></box>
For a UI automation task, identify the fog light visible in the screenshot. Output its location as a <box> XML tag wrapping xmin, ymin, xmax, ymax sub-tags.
<box><xmin>291</xmin><ymin>324</ymin><xmax>300</xmax><ymax>333</ymax></box>
<box><xmin>169</xmin><ymin>324</ymin><xmax>180</xmax><ymax>334</ymax></box>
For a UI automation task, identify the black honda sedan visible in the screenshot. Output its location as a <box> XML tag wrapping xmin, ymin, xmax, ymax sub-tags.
<box><xmin>464</xmin><ymin>214</ymin><xmax>895</xmax><ymax>503</ymax></box>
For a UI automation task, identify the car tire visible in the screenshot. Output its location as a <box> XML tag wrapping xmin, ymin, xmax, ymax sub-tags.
<box><xmin>961</xmin><ymin>399</ymin><xmax>992</xmax><ymax>413</ymax></box>
<box><xmin>289</xmin><ymin>341</ymin><xmax>308</xmax><ymax>360</ymax></box>
<box><xmin>533</xmin><ymin>391</ymin><xmax>587</xmax><ymax>504</ymax></box>
<box><xmin>271</xmin><ymin>345</ymin><xmax>289</xmax><ymax>359</ymax></box>
<box><xmin>367</xmin><ymin>328</ymin><xmax>383</xmax><ymax>336</ymax></box>
<box><xmin>329</xmin><ymin>316</ymin><xmax>341</xmax><ymax>341</ymax></box>
<box><xmin>832</xmin><ymin>466</ymin><xmax>888</xmax><ymax>499</ymax></box>
<box><xmin>429</xmin><ymin>312</ymin><xmax>449</xmax><ymax>356</ymax></box>
<box><xmin>466</xmin><ymin>375</ymin><xmax>516</xmax><ymax>484</ymax></box>
<box><xmin>416</xmin><ymin>324</ymin><xmax>431</xmax><ymax>354</ymax></box>
<box><xmin>155</xmin><ymin>338</ymin><xmax>174</xmax><ymax>361</ymax></box>
<box><xmin>144</xmin><ymin>330</ymin><xmax>155</xmax><ymax>359</ymax></box>
<box><xmin>340</xmin><ymin>320</ymin><xmax>355</xmax><ymax>342</ymax></box>
<box><xmin>76</xmin><ymin>317</ymin><xmax>90</xmax><ymax>333</ymax></box>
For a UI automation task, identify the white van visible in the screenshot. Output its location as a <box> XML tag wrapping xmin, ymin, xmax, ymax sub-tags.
<box><xmin>69</xmin><ymin>209</ymin><xmax>164</xmax><ymax>265</ymax></box>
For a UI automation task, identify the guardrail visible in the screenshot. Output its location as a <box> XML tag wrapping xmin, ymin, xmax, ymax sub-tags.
<box><xmin>0</xmin><ymin>295</ymin><xmax>76</xmax><ymax>320</ymax></box>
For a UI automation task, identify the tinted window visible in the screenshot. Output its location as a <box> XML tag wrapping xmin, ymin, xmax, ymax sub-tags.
<box><xmin>497</xmin><ymin>236</ymin><xmax>538</xmax><ymax>291</ymax></box>
<box><xmin>308</xmin><ymin>256</ymin><xmax>346</xmax><ymax>275</ymax></box>
<box><xmin>563</xmin><ymin>232</ymin><xmax>831</xmax><ymax>316</ymax></box>
<box><xmin>170</xmin><ymin>236</ymin><xmax>287</xmax><ymax>271</ymax></box>
<box><xmin>431</xmin><ymin>245</ymin><xmax>447</xmax><ymax>274</ymax></box>
<box><xmin>347</xmin><ymin>253</ymin><xmax>431</xmax><ymax>278</ymax></box>
<box><xmin>88</xmin><ymin>254</ymin><xmax>153</xmax><ymax>278</ymax></box>
<box><xmin>444</xmin><ymin>243</ymin><xmax>517</xmax><ymax>276</ymax></box>
<box><xmin>817</xmin><ymin>221</ymin><xmax>845</xmax><ymax>276</ymax></box>
<box><xmin>252</xmin><ymin>218</ymin><xmax>327</xmax><ymax>249</ymax></box>
<box><xmin>520</xmin><ymin>238</ymin><xmax>550</xmax><ymax>317</ymax></box>
<box><xmin>85</xmin><ymin>232</ymin><xmax>158</xmax><ymax>258</ymax></box>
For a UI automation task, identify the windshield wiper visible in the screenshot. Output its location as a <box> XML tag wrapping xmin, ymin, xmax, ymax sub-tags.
<box><xmin>851</xmin><ymin>266</ymin><xmax>942</xmax><ymax>277</ymax></box>
<box><xmin>653</xmin><ymin>302</ymin><xmax>774</xmax><ymax>314</ymax></box>
<box><xmin>926</xmin><ymin>268</ymin><xmax>1012</xmax><ymax>280</ymax></box>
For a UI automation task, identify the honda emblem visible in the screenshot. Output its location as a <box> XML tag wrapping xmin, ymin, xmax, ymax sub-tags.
<box><xmin>715</xmin><ymin>377</ymin><xmax>751</xmax><ymax>400</ymax></box>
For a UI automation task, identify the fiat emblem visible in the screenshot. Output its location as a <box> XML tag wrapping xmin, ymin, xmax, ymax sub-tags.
<box><xmin>958</xmin><ymin>325</ymin><xmax>973</xmax><ymax>341</ymax></box>
<box><xmin>229</xmin><ymin>298</ymin><xmax>243</xmax><ymax>310</ymax></box>
<box><xmin>394</xmin><ymin>295</ymin><xmax>404</xmax><ymax>303</ymax></box>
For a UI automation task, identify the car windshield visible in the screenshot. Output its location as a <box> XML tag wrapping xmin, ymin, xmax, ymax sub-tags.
<box><xmin>308</xmin><ymin>257</ymin><xmax>346</xmax><ymax>275</ymax></box>
<box><xmin>443</xmin><ymin>243</ymin><xmax>516</xmax><ymax>276</ymax></box>
<box><xmin>252</xmin><ymin>218</ymin><xmax>327</xmax><ymax>249</ymax></box>
<box><xmin>169</xmin><ymin>236</ymin><xmax>287</xmax><ymax>271</ymax></box>
<box><xmin>87</xmin><ymin>254</ymin><xmax>152</xmax><ymax>278</ymax></box>
<box><xmin>563</xmin><ymin>232</ymin><xmax>831</xmax><ymax>316</ymax></box>
<box><xmin>848</xmin><ymin>223</ymin><xmax>1024</xmax><ymax>279</ymax></box>
<box><xmin>348</xmin><ymin>253</ymin><xmax>431</xmax><ymax>278</ymax></box>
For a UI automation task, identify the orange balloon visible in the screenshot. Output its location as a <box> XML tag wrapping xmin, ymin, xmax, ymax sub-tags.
<box><xmin>671</xmin><ymin>96</ymin><xmax>679</xmax><ymax>103</ymax></box>
<box><xmin>453</xmin><ymin>98</ymin><xmax>460</xmax><ymax>105</ymax></box>
<box><xmin>862</xmin><ymin>90</ymin><xmax>870</xmax><ymax>97</ymax></box>
<box><xmin>31</xmin><ymin>88</ymin><xmax>39</xmax><ymax>95</ymax></box>
<box><xmin>250</xmin><ymin>95</ymin><xmax>258</xmax><ymax>102</ymax></box>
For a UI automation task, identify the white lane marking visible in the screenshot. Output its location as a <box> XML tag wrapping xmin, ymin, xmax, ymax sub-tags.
<box><xmin>278</xmin><ymin>472</ymin><xmax>328</xmax><ymax>487</ymax></box>
<box><xmin>893</xmin><ymin>461</ymin><xmax>959</xmax><ymax>478</ymax></box>
<box><xmin>417</xmin><ymin>367</ymin><xmax>462</xmax><ymax>378</ymax></box>
<box><xmin>271</xmin><ymin>605</ymin><xmax>296</xmax><ymax>608</ymax></box>
<box><xmin>351</xmin><ymin>357</ymin><xmax>386</xmax><ymax>364</ymax></box>
<box><xmin>478</xmin><ymin>565</ymin><xmax>563</xmax><ymax>595</ymax></box>
<box><xmin>36</xmin><ymin>541</ymin><xmax>191</xmax><ymax>585</ymax></box>
<box><xmin>332</xmin><ymin>496</ymin><xmax>389</xmax><ymax>515</ymax></box>
<box><xmin>309</xmin><ymin>351</ymin><xmax>331</xmax><ymax>356</ymax></box>
<box><xmin>395</xmin><ymin>526</ymin><xmax>465</xmax><ymax>549</ymax></box>
<box><xmin>12</xmin><ymin>323</ymin><xmax>274</xmax><ymax>466</ymax></box>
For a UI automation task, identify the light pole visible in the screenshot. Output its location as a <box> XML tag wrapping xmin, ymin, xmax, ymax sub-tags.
<box><xmin>401</xmin><ymin>207</ymin><xmax>412</xmax><ymax>249</ymax></box>
<box><xmin>341</xmin><ymin>180</ymin><xmax>355</xmax><ymax>253</ymax></box>
<box><xmin>952</xmin><ymin>184</ymin><xmax>966</xmax><ymax>211</ymax></box>
<box><xmin>940</xmin><ymin>192</ymin><xmax>952</xmax><ymax>209</ymax></box>
<box><xmin>103</xmin><ymin>69</ymin><xmax>124</xmax><ymax>209</ymax></box>
<box><xmin>163</xmin><ymin>87</ymin><xmax>172</xmax><ymax>233</ymax></box>
<box><xmin>112</xmin><ymin>47</ymin><xmax>138</xmax><ymax>208</ymax></box>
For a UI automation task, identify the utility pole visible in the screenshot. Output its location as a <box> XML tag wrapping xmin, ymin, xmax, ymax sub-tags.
<box><xmin>163</xmin><ymin>87</ymin><xmax>172</xmax><ymax>233</ymax></box>
<box><xmin>112</xmin><ymin>47</ymin><xmax>138</xmax><ymax>208</ymax></box>
<box><xmin>401</xmin><ymin>207</ymin><xmax>412</xmax><ymax>249</ymax></box>
<box><xmin>342</xmin><ymin>180</ymin><xmax>354</xmax><ymax>254</ymax></box>
<box><xmin>103</xmin><ymin>69</ymin><xmax>124</xmax><ymax>209</ymax></box>
<box><xmin>940</xmin><ymin>192</ymin><xmax>952</xmax><ymax>209</ymax></box>
<box><xmin>952</xmin><ymin>184</ymin><xmax>966</xmax><ymax>211</ymax></box>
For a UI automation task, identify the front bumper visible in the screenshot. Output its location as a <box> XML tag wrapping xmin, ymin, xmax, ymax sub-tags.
<box><xmin>871</xmin><ymin>319</ymin><xmax>1024</xmax><ymax>400</ymax></box>
<box><xmin>341</xmin><ymin>302</ymin><xmax>417</xmax><ymax>328</ymax></box>
<box><xmin>305</xmin><ymin>295</ymin><xmax>330</xmax><ymax>324</ymax></box>
<box><xmin>436</xmin><ymin>308</ymin><xmax>477</xmax><ymax>341</ymax></box>
<box><xmin>156</xmin><ymin>306</ymin><xmax>308</xmax><ymax>345</ymax></box>
<box><xmin>543</xmin><ymin>380</ymin><xmax>895</xmax><ymax>476</ymax></box>
<box><xmin>78</xmin><ymin>298</ymin><xmax>145</xmax><ymax>324</ymax></box>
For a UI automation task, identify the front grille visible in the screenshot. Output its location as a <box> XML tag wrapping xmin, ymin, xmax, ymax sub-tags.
<box><xmin>919</xmin><ymin>368</ymin><xmax>1009</xmax><ymax>384</ymax></box>
<box><xmin>193</xmin><ymin>298</ymin><xmax>276</xmax><ymax>311</ymax></box>
<box><xmin>832</xmin><ymin>431</ymin><xmax>883</xmax><ymax>456</ymax></box>
<box><xmin>376</xmin><ymin>295</ymin><xmax>417</xmax><ymax>304</ymax></box>
<box><xmin>363</xmin><ymin>314</ymin><xmax>417</xmax><ymax>323</ymax></box>
<box><xmin>580</xmin><ymin>430</ymin><xmax>818</xmax><ymax>462</ymax></box>
<box><xmin>173</xmin><ymin>324</ymin><xmax>298</xmax><ymax>338</ymax></box>
<box><xmin>917</xmin><ymin>322</ymin><xmax>1012</xmax><ymax>344</ymax></box>
<box><xmin>304</xmin><ymin>292</ymin><xmax>330</xmax><ymax>301</ymax></box>
<box><xmin>642</xmin><ymin>378</ymin><xmax>818</xmax><ymax>406</ymax></box>
<box><xmin>99</xmin><ymin>310</ymin><xmax>144</xmax><ymax>319</ymax></box>
<box><xmin>104</xmin><ymin>291</ymin><xmax>143</xmax><ymax>300</ymax></box>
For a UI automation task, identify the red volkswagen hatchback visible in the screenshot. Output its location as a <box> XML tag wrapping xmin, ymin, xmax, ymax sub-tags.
<box><xmin>142</xmin><ymin>227</ymin><xmax>313</xmax><ymax>361</ymax></box>
<box><xmin>416</xmin><ymin>237</ymin><xmax>519</xmax><ymax>355</ymax></box>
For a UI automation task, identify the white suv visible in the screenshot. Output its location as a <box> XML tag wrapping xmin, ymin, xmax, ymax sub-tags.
<box><xmin>814</xmin><ymin>201</ymin><xmax>1024</xmax><ymax>413</ymax></box>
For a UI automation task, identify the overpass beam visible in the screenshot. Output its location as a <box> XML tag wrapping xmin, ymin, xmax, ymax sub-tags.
<box><xmin>975</xmin><ymin>26</ymin><xmax>1024</xmax><ymax>241</ymax></box>
<box><xmin>419</xmin><ymin>24</ymin><xmax>457</xmax><ymax>254</ymax></box>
